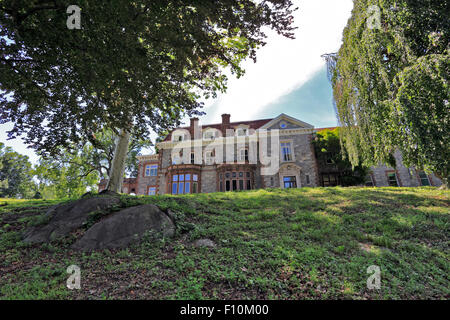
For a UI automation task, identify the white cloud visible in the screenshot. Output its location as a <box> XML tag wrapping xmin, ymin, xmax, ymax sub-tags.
<box><xmin>201</xmin><ymin>0</ymin><xmax>354</xmax><ymax>124</ymax></box>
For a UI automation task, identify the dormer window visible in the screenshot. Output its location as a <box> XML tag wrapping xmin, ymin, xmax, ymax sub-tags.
<box><xmin>236</xmin><ymin>126</ymin><xmax>249</xmax><ymax>136</ymax></box>
<box><xmin>171</xmin><ymin>129</ymin><xmax>190</xmax><ymax>142</ymax></box>
<box><xmin>173</xmin><ymin>134</ymin><xmax>184</xmax><ymax>142</ymax></box>
<box><xmin>237</xmin><ymin>128</ymin><xmax>247</xmax><ymax>136</ymax></box>
<box><xmin>204</xmin><ymin>132</ymin><xmax>213</xmax><ymax>139</ymax></box>
<box><xmin>203</xmin><ymin>128</ymin><xmax>220</xmax><ymax>140</ymax></box>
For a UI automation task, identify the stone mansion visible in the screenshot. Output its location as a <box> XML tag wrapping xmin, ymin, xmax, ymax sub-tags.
<box><xmin>98</xmin><ymin>113</ymin><xmax>442</xmax><ymax>195</ymax></box>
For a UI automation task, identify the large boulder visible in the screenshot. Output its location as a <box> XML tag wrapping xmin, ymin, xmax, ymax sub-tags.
<box><xmin>72</xmin><ymin>204</ymin><xmax>175</xmax><ymax>250</ymax></box>
<box><xmin>23</xmin><ymin>196</ymin><xmax>120</xmax><ymax>243</ymax></box>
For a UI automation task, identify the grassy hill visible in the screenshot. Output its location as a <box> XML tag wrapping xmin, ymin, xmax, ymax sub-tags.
<box><xmin>0</xmin><ymin>187</ymin><xmax>448</xmax><ymax>299</ymax></box>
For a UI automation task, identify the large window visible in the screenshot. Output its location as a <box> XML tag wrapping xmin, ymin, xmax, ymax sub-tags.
<box><xmin>322</xmin><ymin>174</ymin><xmax>338</xmax><ymax>187</ymax></box>
<box><xmin>171</xmin><ymin>173</ymin><xmax>199</xmax><ymax>194</ymax></box>
<box><xmin>205</xmin><ymin>151</ymin><xmax>214</xmax><ymax>165</ymax></box>
<box><xmin>148</xmin><ymin>187</ymin><xmax>156</xmax><ymax>195</ymax></box>
<box><xmin>418</xmin><ymin>171</ymin><xmax>430</xmax><ymax>186</ymax></box>
<box><xmin>387</xmin><ymin>172</ymin><xmax>399</xmax><ymax>187</ymax></box>
<box><xmin>219</xmin><ymin>170</ymin><xmax>253</xmax><ymax>192</ymax></box>
<box><xmin>145</xmin><ymin>164</ymin><xmax>158</xmax><ymax>176</ymax></box>
<box><xmin>179</xmin><ymin>174</ymin><xmax>184</xmax><ymax>194</ymax></box>
<box><xmin>238</xmin><ymin>148</ymin><xmax>249</xmax><ymax>162</ymax></box>
<box><xmin>172</xmin><ymin>175</ymin><xmax>178</xmax><ymax>194</ymax></box>
<box><xmin>281</xmin><ymin>142</ymin><xmax>293</xmax><ymax>162</ymax></box>
<box><xmin>283</xmin><ymin>176</ymin><xmax>297</xmax><ymax>188</ymax></box>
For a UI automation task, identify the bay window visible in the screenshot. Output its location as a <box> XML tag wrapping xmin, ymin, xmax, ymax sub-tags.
<box><xmin>170</xmin><ymin>173</ymin><xmax>199</xmax><ymax>194</ymax></box>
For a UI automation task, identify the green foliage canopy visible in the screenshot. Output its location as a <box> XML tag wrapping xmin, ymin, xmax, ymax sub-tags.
<box><xmin>0</xmin><ymin>142</ymin><xmax>35</xmax><ymax>198</ymax></box>
<box><xmin>0</xmin><ymin>0</ymin><xmax>296</xmax><ymax>157</ymax></box>
<box><xmin>34</xmin><ymin>144</ymin><xmax>100</xmax><ymax>199</ymax></box>
<box><xmin>86</xmin><ymin>129</ymin><xmax>153</xmax><ymax>179</ymax></box>
<box><xmin>333</xmin><ymin>0</ymin><xmax>449</xmax><ymax>185</ymax></box>
<box><xmin>313</xmin><ymin>128</ymin><xmax>368</xmax><ymax>186</ymax></box>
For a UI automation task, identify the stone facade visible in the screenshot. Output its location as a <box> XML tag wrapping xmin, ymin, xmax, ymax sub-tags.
<box><xmin>368</xmin><ymin>150</ymin><xmax>442</xmax><ymax>187</ymax></box>
<box><xmin>136</xmin><ymin>154</ymin><xmax>160</xmax><ymax>195</ymax></box>
<box><xmin>99</xmin><ymin>113</ymin><xmax>442</xmax><ymax>195</ymax></box>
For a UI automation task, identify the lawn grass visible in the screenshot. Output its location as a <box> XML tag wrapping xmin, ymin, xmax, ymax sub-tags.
<box><xmin>0</xmin><ymin>187</ymin><xmax>448</xmax><ymax>299</ymax></box>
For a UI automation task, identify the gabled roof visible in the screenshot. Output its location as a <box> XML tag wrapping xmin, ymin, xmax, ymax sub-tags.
<box><xmin>259</xmin><ymin>113</ymin><xmax>314</xmax><ymax>130</ymax></box>
<box><xmin>162</xmin><ymin>113</ymin><xmax>315</xmax><ymax>142</ymax></box>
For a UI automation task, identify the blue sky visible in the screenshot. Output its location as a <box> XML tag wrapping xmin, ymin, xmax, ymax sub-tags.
<box><xmin>203</xmin><ymin>65</ymin><xmax>338</xmax><ymax>128</ymax></box>
<box><xmin>258</xmin><ymin>66</ymin><xmax>337</xmax><ymax>128</ymax></box>
<box><xmin>189</xmin><ymin>0</ymin><xmax>353</xmax><ymax>125</ymax></box>
<box><xmin>0</xmin><ymin>0</ymin><xmax>354</xmax><ymax>163</ymax></box>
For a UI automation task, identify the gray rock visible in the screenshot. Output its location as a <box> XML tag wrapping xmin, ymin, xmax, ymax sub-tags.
<box><xmin>23</xmin><ymin>196</ymin><xmax>120</xmax><ymax>243</ymax></box>
<box><xmin>193</xmin><ymin>238</ymin><xmax>216</xmax><ymax>248</ymax></box>
<box><xmin>72</xmin><ymin>204</ymin><xmax>175</xmax><ymax>250</ymax></box>
<box><xmin>99</xmin><ymin>190</ymin><xmax>120</xmax><ymax>197</ymax></box>
<box><xmin>165</xmin><ymin>209</ymin><xmax>176</xmax><ymax>222</ymax></box>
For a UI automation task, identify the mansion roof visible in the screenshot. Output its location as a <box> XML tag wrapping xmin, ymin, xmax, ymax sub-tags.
<box><xmin>163</xmin><ymin>117</ymin><xmax>273</xmax><ymax>142</ymax></box>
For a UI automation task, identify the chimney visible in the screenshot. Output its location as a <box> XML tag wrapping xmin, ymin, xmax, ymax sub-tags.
<box><xmin>221</xmin><ymin>113</ymin><xmax>230</xmax><ymax>124</ymax></box>
<box><xmin>190</xmin><ymin>117</ymin><xmax>198</xmax><ymax>128</ymax></box>
<box><xmin>190</xmin><ymin>117</ymin><xmax>199</xmax><ymax>138</ymax></box>
<box><xmin>221</xmin><ymin>114</ymin><xmax>231</xmax><ymax>133</ymax></box>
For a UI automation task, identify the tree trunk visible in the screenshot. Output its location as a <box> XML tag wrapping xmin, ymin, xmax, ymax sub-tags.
<box><xmin>106</xmin><ymin>129</ymin><xmax>130</xmax><ymax>193</ymax></box>
<box><xmin>436</xmin><ymin>172</ymin><xmax>449</xmax><ymax>189</ymax></box>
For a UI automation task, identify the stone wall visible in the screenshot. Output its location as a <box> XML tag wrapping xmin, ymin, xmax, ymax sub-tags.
<box><xmin>370</xmin><ymin>150</ymin><xmax>442</xmax><ymax>187</ymax></box>
<box><xmin>136</xmin><ymin>160</ymin><xmax>159</xmax><ymax>195</ymax></box>
<box><xmin>200</xmin><ymin>167</ymin><xmax>217</xmax><ymax>193</ymax></box>
<box><xmin>134</xmin><ymin>130</ymin><xmax>442</xmax><ymax>196</ymax></box>
<box><xmin>277</xmin><ymin>132</ymin><xmax>318</xmax><ymax>187</ymax></box>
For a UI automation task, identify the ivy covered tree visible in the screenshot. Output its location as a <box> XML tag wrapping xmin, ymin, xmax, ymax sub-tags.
<box><xmin>0</xmin><ymin>158</ymin><xmax>5</xmax><ymax>190</ymax></box>
<box><xmin>313</xmin><ymin>128</ymin><xmax>368</xmax><ymax>186</ymax></box>
<box><xmin>333</xmin><ymin>0</ymin><xmax>449</xmax><ymax>186</ymax></box>
<box><xmin>0</xmin><ymin>0</ymin><xmax>296</xmax><ymax>193</ymax></box>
